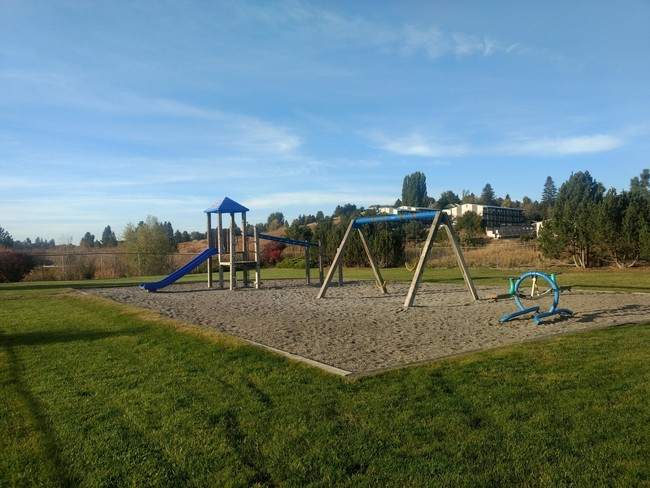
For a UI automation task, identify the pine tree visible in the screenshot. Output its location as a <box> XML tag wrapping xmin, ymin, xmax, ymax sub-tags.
<box><xmin>480</xmin><ymin>183</ymin><xmax>496</xmax><ymax>206</ymax></box>
<box><xmin>541</xmin><ymin>176</ymin><xmax>558</xmax><ymax>217</ymax></box>
<box><xmin>539</xmin><ymin>171</ymin><xmax>604</xmax><ymax>268</ymax></box>
<box><xmin>101</xmin><ymin>225</ymin><xmax>118</xmax><ymax>247</ymax></box>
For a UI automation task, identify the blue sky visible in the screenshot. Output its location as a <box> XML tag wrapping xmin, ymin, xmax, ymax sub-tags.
<box><xmin>1</xmin><ymin>0</ymin><xmax>649</xmax><ymax>242</ymax></box>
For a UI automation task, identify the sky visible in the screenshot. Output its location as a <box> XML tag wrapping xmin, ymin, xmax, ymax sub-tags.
<box><xmin>1</xmin><ymin>0</ymin><xmax>649</xmax><ymax>242</ymax></box>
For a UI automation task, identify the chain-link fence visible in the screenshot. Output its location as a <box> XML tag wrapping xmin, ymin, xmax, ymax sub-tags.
<box><xmin>25</xmin><ymin>240</ymin><xmax>547</xmax><ymax>281</ymax></box>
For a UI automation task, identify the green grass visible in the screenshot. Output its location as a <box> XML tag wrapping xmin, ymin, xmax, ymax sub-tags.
<box><xmin>1</xmin><ymin>270</ymin><xmax>650</xmax><ymax>485</ymax></box>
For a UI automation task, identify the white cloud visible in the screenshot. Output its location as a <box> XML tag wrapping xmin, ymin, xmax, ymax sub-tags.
<box><xmin>244</xmin><ymin>189</ymin><xmax>394</xmax><ymax>210</ymax></box>
<box><xmin>504</xmin><ymin>134</ymin><xmax>624</xmax><ymax>156</ymax></box>
<box><xmin>369</xmin><ymin>132</ymin><xmax>468</xmax><ymax>157</ymax></box>
<box><xmin>402</xmin><ymin>26</ymin><xmax>509</xmax><ymax>59</ymax></box>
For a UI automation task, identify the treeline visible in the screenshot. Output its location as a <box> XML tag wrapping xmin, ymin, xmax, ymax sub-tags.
<box><xmin>540</xmin><ymin>170</ymin><xmax>650</xmax><ymax>268</ymax></box>
<box><xmin>275</xmin><ymin>169</ymin><xmax>650</xmax><ymax>269</ymax></box>
<box><xmin>2</xmin><ymin>168</ymin><xmax>649</xmax><ymax>274</ymax></box>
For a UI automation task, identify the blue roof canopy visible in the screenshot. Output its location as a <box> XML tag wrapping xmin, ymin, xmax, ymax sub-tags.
<box><xmin>204</xmin><ymin>197</ymin><xmax>249</xmax><ymax>214</ymax></box>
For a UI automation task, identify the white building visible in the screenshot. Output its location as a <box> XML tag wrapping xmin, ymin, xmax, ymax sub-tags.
<box><xmin>374</xmin><ymin>203</ymin><xmax>535</xmax><ymax>238</ymax></box>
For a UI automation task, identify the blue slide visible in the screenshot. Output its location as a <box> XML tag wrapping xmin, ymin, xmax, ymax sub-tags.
<box><xmin>139</xmin><ymin>248</ymin><xmax>219</xmax><ymax>292</ymax></box>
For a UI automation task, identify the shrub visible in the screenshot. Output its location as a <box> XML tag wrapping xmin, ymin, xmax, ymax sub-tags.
<box><xmin>260</xmin><ymin>241</ymin><xmax>286</xmax><ymax>267</ymax></box>
<box><xmin>0</xmin><ymin>251</ymin><xmax>35</xmax><ymax>282</ymax></box>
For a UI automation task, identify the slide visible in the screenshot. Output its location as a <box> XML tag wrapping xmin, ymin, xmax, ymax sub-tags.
<box><xmin>139</xmin><ymin>248</ymin><xmax>219</xmax><ymax>292</ymax></box>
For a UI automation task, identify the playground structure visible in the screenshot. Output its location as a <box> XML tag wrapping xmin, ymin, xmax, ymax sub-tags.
<box><xmin>495</xmin><ymin>271</ymin><xmax>573</xmax><ymax>324</ymax></box>
<box><xmin>317</xmin><ymin>210</ymin><xmax>479</xmax><ymax>308</ymax></box>
<box><xmin>140</xmin><ymin>197</ymin><xmax>322</xmax><ymax>292</ymax></box>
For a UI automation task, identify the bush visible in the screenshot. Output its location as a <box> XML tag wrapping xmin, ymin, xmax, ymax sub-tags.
<box><xmin>0</xmin><ymin>251</ymin><xmax>35</xmax><ymax>282</ymax></box>
<box><xmin>260</xmin><ymin>241</ymin><xmax>286</xmax><ymax>267</ymax></box>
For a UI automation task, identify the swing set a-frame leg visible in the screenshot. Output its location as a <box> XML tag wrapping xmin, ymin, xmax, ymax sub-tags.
<box><xmin>317</xmin><ymin>220</ymin><xmax>387</xmax><ymax>299</ymax></box>
<box><xmin>404</xmin><ymin>213</ymin><xmax>478</xmax><ymax>308</ymax></box>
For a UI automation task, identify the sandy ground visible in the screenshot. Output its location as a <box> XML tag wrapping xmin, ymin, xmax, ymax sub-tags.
<box><xmin>87</xmin><ymin>280</ymin><xmax>650</xmax><ymax>375</ymax></box>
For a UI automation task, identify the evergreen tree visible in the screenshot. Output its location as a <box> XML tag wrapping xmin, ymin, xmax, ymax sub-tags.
<box><xmin>401</xmin><ymin>171</ymin><xmax>429</xmax><ymax>207</ymax></box>
<box><xmin>286</xmin><ymin>220</ymin><xmax>313</xmax><ymax>242</ymax></box>
<box><xmin>333</xmin><ymin>203</ymin><xmax>359</xmax><ymax>217</ymax></box>
<box><xmin>539</xmin><ymin>171</ymin><xmax>605</xmax><ymax>268</ymax></box>
<box><xmin>80</xmin><ymin>232</ymin><xmax>96</xmax><ymax>247</ymax></box>
<box><xmin>0</xmin><ymin>226</ymin><xmax>13</xmax><ymax>248</ymax></box>
<box><xmin>541</xmin><ymin>176</ymin><xmax>558</xmax><ymax>217</ymax></box>
<box><xmin>266</xmin><ymin>212</ymin><xmax>285</xmax><ymax>231</ymax></box>
<box><xmin>630</xmin><ymin>168</ymin><xmax>650</xmax><ymax>193</ymax></box>
<box><xmin>597</xmin><ymin>188</ymin><xmax>650</xmax><ymax>267</ymax></box>
<box><xmin>480</xmin><ymin>183</ymin><xmax>496</xmax><ymax>206</ymax></box>
<box><xmin>101</xmin><ymin>225</ymin><xmax>118</xmax><ymax>247</ymax></box>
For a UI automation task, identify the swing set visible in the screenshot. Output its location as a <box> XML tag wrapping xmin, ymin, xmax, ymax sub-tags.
<box><xmin>317</xmin><ymin>211</ymin><xmax>479</xmax><ymax>308</ymax></box>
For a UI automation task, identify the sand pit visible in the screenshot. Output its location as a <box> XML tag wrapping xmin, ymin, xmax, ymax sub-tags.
<box><xmin>87</xmin><ymin>280</ymin><xmax>650</xmax><ymax>376</ymax></box>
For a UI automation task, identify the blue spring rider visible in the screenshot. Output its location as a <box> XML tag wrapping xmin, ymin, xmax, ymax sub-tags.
<box><xmin>500</xmin><ymin>271</ymin><xmax>573</xmax><ymax>325</ymax></box>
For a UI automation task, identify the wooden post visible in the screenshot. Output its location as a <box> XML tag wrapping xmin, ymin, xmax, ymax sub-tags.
<box><xmin>318</xmin><ymin>239</ymin><xmax>324</xmax><ymax>285</ymax></box>
<box><xmin>229</xmin><ymin>212</ymin><xmax>236</xmax><ymax>290</ymax></box>
<box><xmin>217</xmin><ymin>212</ymin><xmax>224</xmax><ymax>289</ymax></box>
<box><xmin>442</xmin><ymin>213</ymin><xmax>479</xmax><ymax>301</ymax></box>
<box><xmin>254</xmin><ymin>227</ymin><xmax>261</xmax><ymax>289</ymax></box>
<box><xmin>403</xmin><ymin>212</ymin><xmax>478</xmax><ymax>308</ymax></box>
<box><xmin>305</xmin><ymin>245</ymin><xmax>310</xmax><ymax>285</ymax></box>
<box><xmin>338</xmin><ymin>262</ymin><xmax>343</xmax><ymax>286</ymax></box>
<box><xmin>207</xmin><ymin>212</ymin><xmax>213</xmax><ymax>288</ymax></box>
<box><xmin>404</xmin><ymin>212</ymin><xmax>443</xmax><ymax>308</ymax></box>
<box><xmin>317</xmin><ymin>219</ymin><xmax>355</xmax><ymax>299</ymax></box>
<box><xmin>242</xmin><ymin>211</ymin><xmax>249</xmax><ymax>287</ymax></box>
<box><xmin>357</xmin><ymin>228</ymin><xmax>387</xmax><ymax>294</ymax></box>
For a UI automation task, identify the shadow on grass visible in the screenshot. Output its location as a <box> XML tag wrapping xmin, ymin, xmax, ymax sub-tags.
<box><xmin>0</xmin><ymin>327</ymin><xmax>146</xmax><ymax>485</ymax></box>
<box><xmin>1</xmin><ymin>327</ymin><xmax>147</xmax><ymax>347</ymax></box>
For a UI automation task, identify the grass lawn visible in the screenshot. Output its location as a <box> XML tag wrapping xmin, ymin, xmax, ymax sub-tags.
<box><xmin>1</xmin><ymin>269</ymin><xmax>649</xmax><ymax>485</ymax></box>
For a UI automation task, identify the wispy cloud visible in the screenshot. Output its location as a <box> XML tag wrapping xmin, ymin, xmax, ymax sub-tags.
<box><xmin>503</xmin><ymin>134</ymin><xmax>624</xmax><ymax>156</ymax></box>
<box><xmin>244</xmin><ymin>189</ymin><xmax>395</xmax><ymax>210</ymax></box>
<box><xmin>230</xmin><ymin>2</ymin><xmax>539</xmax><ymax>62</ymax></box>
<box><xmin>368</xmin><ymin>131</ymin><xmax>468</xmax><ymax>157</ymax></box>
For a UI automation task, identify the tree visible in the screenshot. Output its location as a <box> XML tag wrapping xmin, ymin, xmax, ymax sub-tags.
<box><xmin>480</xmin><ymin>183</ymin><xmax>496</xmax><ymax>206</ymax></box>
<box><xmin>101</xmin><ymin>225</ymin><xmax>118</xmax><ymax>247</ymax></box>
<box><xmin>401</xmin><ymin>171</ymin><xmax>429</xmax><ymax>207</ymax></box>
<box><xmin>161</xmin><ymin>221</ymin><xmax>174</xmax><ymax>240</ymax></box>
<box><xmin>266</xmin><ymin>212</ymin><xmax>285</xmax><ymax>231</ymax></box>
<box><xmin>454</xmin><ymin>211</ymin><xmax>485</xmax><ymax>240</ymax></box>
<box><xmin>436</xmin><ymin>190</ymin><xmax>460</xmax><ymax>209</ymax></box>
<box><xmin>333</xmin><ymin>203</ymin><xmax>359</xmax><ymax>217</ymax></box>
<box><xmin>521</xmin><ymin>196</ymin><xmax>543</xmax><ymax>221</ymax></box>
<box><xmin>630</xmin><ymin>168</ymin><xmax>650</xmax><ymax>194</ymax></box>
<box><xmin>539</xmin><ymin>171</ymin><xmax>605</xmax><ymax>268</ymax></box>
<box><xmin>286</xmin><ymin>220</ymin><xmax>313</xmax><ymax>242</ymax></box>
<box><xmin>461</xmin><ymin>190</ymin><xmax>477</xmax><ymax>204</ymax></box>
<box><xmin>0</xmin><ymin>226</ymin><xmax>13</xmax><ymax>248</ymax></box>
<box><xmin>541</xmin><ymin>176</ymin><xmax>558</xmax><ymax>217</ymax></box>
<box><xmin>122</xmin><ymin>215</ymin><xmax>178</xmax><ymax>275</ymax></box>
<box><xmin>597</xmin><ymin>189</ymin><xmax>650</xmax><ymax>267</ymax></box>
<box><xmin>79</xmin><ymin>232</ymin><xmax>96</xmax><ymax>248</ymax></box>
